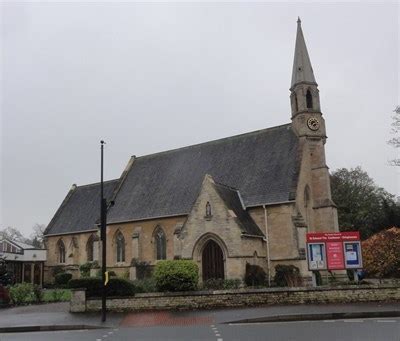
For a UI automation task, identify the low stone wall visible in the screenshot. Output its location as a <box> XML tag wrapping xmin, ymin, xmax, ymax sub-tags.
<box><xmin>71</xmin><ymin>284</ymin><xmax>400</xmax><ymax>313</ymax></box>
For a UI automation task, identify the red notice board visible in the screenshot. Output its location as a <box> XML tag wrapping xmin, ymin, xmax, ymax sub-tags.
<box><xmin>306</xmin><ymin>231</ymin><xmax>362</xmax><ymax>271</ymax></box>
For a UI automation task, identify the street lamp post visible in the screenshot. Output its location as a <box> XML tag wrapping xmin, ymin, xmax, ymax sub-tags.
<box><xmin>100</xmin><ymin>140</ymin><xmax>107</xmax><ymax>322</ymax></box>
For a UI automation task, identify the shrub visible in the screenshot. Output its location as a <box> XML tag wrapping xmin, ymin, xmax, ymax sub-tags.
<box><xmin>223</xmin><ymin>279</ymin><xmax>242</xmax><ymax>289</ymax></box>
<box><xmin>202</xmin><ymin>278</ymin><xmax>242</xmax><ymax>290</ymax></box>
<box><xmin>362</xmin><ymin>227</ymin><xmax>400</xmax><ymax>278</ymax></box>
<box><xmin>51</xmin><ymin>289</ymin><xmax>65</xmax><ymax>302</ymax></box>
<box><xmin>0</xmin><ymin>257</ymin><xmax>13</xmax><ymax>286</ymax></box>
<box><xmin>133</xmin><ymin>260</ymin><xmax>153</xmax><ymax>279</ymax></box>
<box><xmin>9</xmin><ymin>283</ymin><xmax>33</xmax><ymax>305</ymax></box>
<box><xmin>154</xmin><ymin>260</ymin><xmax>198</xmax><ymax>292</ymax></box>
<box><xmin>0</xmin><ymin>285</ymin><xmax>10</xmax><ymax>307</ymax></box>
<box><xmin>132</xmin><ymin>278</ymin><xmax>157</xmax><ymax>293</ymax></box>
<box><xmin>244</xmin><ymin>263</ymin><xmax>266</xmax><ymax>287</ymax></box>
<box><xmin>274</xmin><ymin>264</ymin><xmax>302</xmax><ymax>287</ymax></box>
<box><xmin>52</xmin><ymin>265</ymin><xmax>64</xmax><ymax>277</ymax></box>
<box><xmin>79</xmin><ymin>263</ymin><xmax>92</xmax><ymax>278</ymax></box>
<box><xmin>55</xmin><ymin>272</ymin><xmax>72</xmax><ymax>287</ymax></box>
<box><xmin>33</xmin><ymin>285</ymin><xmax>43</xmax><ymax>303</ymax></box>
<box><xmin>68</xmin><ymin>277</ymin><xmax>140</xmax><ymax>297</ymax></box>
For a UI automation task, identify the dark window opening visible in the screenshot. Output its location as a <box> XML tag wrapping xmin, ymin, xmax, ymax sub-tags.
<box><xmin>306</xmin><ymin>90</ymin><xmax>313</xmax><ymax>109</ymax></box>
<box><xmin>155</xmin><ymin>227</ymin><xmax>166</xmax><ymax>260</ymax></box>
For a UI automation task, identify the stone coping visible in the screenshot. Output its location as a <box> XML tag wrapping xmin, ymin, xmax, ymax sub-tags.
<box><xmin>85</xmin><ymin>284</ymin><xmax>400</xmax><ymax>300</ymax></box>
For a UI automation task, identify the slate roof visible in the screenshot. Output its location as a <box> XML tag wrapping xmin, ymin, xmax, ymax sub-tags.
<box><xmin>107</xmin><ymin>123</ymin><xmax>300</xmax><ymax>224</ymax></box>
<box><xmin>213</xmin><ymin>182</ymin><xmax>265</xmax><ymax>237</ymax></box>
<box><xmin>44</xmin><ymin>180</ymin><xmax>119</xmax><ymax>236</ymax></box>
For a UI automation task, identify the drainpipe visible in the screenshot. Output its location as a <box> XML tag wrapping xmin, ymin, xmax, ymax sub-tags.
<box><xmin>263</xmin><ymin>205</ymin><xmax>271</xmax><ymax>287</ymax></box>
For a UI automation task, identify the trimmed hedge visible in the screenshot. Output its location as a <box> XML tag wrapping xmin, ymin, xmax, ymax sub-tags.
<box><xmin>244</xmin><ymin>263</ymin><xmax>266</xmax><ymax>287</ymax></box>
<box><xmin>274</xmin><ymin>264</ymin><xmax>302</xmax><ymax>287</ymax></box>
<box><xmin>55</xmin><ymin>273</ymin><xmax>72</xmax><ymax>287</ymax></box>
<box><xmin>153</xmin><ymin>260</ymin><xmax>198</xmax><ymax>292</ymax></box>
<box><xmin>68</xmin><ymin>277</ymin><xmax>141</xmax><ymax>298</ymax></box>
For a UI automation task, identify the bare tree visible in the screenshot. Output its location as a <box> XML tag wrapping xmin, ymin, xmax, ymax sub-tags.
<box><xmin>29</xmin><ymin>223</ymin><xmax>46</xmax><ymax>248</ymax></box>
<box><xmin>388</xmin><ymin>105</ymin><xmax>400</xmax><ymax>166</ymax></box>
<box><xmin>0</xmin><ymin>227</ymin><xmax>25</xmax><ymax>242</ymax></box>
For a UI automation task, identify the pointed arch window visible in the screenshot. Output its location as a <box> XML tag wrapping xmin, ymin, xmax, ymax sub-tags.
<box><xmin>306</xmin><ymin>89</ymin><xmax>313</xmax><ymax>109</ymax></box>
<box><xmin>154</xmin><ymin>226</ymin><xmax>166</xmax><ymax>260</ymax></box>
<box><xmin>86</xmin><ymin>234</ymin><xmax>99</xmax><ymax>262</ymax></box>
<box><xmin>294</xmin><ymin>94</ymin><xmax>299</xmax><ymax>112</ymax></box>
<box><xmin>115</xmin><ymin>231</ymin><xmax>125</xmax><ymax>263</ymax></box>
<box><xmin>57</xmin><ymin>240</ymin><xmax>65</xmax><ymax>264</ymax></box>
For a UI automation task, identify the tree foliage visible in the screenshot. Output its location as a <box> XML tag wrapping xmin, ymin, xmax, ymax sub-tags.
<box><xmin>388</xmin><ymin>105</ymin><xmax>400</xmax><ymax>166</ymax></box>
<box><xmin>362</xmin><ymin>227</ymin><xmax>400</xmax><ymax>278</ymax></box>
<box><xmin>331</xmin><ymin>167</ymin><xmax>400</xmax><ymax>239</ymax></box>
<box><xmin>0</xmin><ymin>256</ymin><xmax>14</xmax><ymax>286</ymax></box>
<box><xmin>0</xmin><ymin>227</ymin><xmax>25</xmax><ymax>242</ymax></box>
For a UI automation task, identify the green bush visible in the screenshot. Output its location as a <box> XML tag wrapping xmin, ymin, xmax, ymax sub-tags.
<box><xmin>154</xmin><ymin>260</ymin><xmax>198</xmax><ymax>292</ymax></box>
<box><xmin>132</xmin><ymin>278</ymin><xmax>157</xmax><ymax>293</ymax></box>
<box><xmin>79</xmin><ymin>263</ymin><xmax>92</xmax><ymax>278</ymax></box>
<box><xmin>51</xmin><ymin>289</ymin><xmax>66</xmax><ymax>302</ymax></box>
<box><xmin>133</xmin><ymin>260</ymin><xmax>154</xmax><ymax>279</ymax></box>
<box><xmin>33</xmin><ymin>285</ymin><xmax>43</xmax><ymax>303</ymax></box>
<box><xmin>52</xmin><ymin>265</ymin><xmax>64</xmax><ymax>277</ymax></box>
<box><xmin>9</xmin><ymin>283</ymin><xmax>33</xmax><ymax>305</ymax></box>
<box><xmin>68</xmin><ymin>277</ymin><xmax>140</xmax><ymax>298</ymax></box>
<box><xmin>274</xmin><ymin>264</ymin><xmax>302</xmax><ymax>287</ymax></box>
<box><xmin>244</xmin><ymin>263</ymin><xmax>266</xmax><ymax>287</ymax></box>
<box><xmin>55</xmin><ymin>272</ymin><xmax>72</xmax><ymax>287</ymax></box>
<box><xmin>202</xmin><ymin>278</ymin><xmax>242</xmax><ymax>290</ymax></box>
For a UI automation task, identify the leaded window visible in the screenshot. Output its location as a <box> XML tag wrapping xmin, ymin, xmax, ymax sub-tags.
<box><xmin>57</xmin><ymin>240</ymin><xmax>65</xmax><ymax>264</ymax></box>
<box><xmin>155</xmin><ymin>227</ymin><xmax>166</xmax><ymax>260</ymax></box>
<box><xmin>116</xmin><ymin>231</ymin><xmax>125</xmax><ymax>263</ymax></box>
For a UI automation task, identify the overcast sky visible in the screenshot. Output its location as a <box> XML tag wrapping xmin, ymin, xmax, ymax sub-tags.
<box><xmin>1</xmin><ymin>2</ymin><xmax>399</xmax><ymax>237</ymax></box>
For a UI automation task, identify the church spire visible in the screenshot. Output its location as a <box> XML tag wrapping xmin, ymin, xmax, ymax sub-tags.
<box><xmin>291</xmin><ymin>17</ymin><xmax>317</xmax><ymax>89</ymax></box>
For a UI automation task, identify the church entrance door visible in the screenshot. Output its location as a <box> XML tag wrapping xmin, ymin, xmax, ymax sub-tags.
<box><xmin>202</xmin><ymin>240</ymin><xmax>224</xmax><ymax>281</ymax></box>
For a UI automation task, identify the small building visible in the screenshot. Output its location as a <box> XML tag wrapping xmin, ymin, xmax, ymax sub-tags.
<box><xmin>0</xmin><ymin>239</ymin><xmax>46</xmax><ymax>286</ymax></box>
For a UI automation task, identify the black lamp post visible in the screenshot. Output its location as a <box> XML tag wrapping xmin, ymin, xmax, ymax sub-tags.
<box><xmin>100</xmin><ymin>140</ymin><xmax>107</xmax><ymax>322</ymax></box>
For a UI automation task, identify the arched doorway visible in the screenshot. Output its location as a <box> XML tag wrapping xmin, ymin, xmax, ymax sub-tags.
<box><xmin>202</xmin><ymin>240</ymin><xmax>224</xmax><ymax>281</ymax></box>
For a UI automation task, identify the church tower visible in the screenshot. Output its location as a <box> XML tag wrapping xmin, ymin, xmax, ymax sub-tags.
<box><xmin>290</xmin><ymin>18</ymin><xmax>338</xmax><ymax>232</ymax></box>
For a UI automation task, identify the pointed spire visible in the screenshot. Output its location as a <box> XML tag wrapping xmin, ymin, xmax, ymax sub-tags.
<box><xmin>291</xmin><ymin>18</ymin><xmax>317</xmax><ymax>88</ymax></box>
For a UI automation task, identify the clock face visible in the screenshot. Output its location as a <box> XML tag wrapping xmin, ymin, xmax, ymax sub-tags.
<box><xmin>307</xmin><ymin>117</ymin><xmax>320</xmax><ymax>131</ymax></box>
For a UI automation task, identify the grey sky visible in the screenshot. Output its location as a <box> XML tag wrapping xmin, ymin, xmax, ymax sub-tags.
<box><xmin>1</xmin><ymin>2</ymin><xmax>399</xmax><ymax>237</ymax></box>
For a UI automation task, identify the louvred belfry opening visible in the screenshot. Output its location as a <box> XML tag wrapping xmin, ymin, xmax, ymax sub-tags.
<box><xmin>202</xmin><ymin>240</ymin><xmax>224</xmax><ymax>281</ymax></box>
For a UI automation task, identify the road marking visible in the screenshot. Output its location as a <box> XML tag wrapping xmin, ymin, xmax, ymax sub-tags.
<box><xmin>376</xmin><ymin>320</ymin><xmax>397</xmax><ymax>323</ymax></box>
<box><xmin>215</xmin><ymin>333</ymin><xmax>221</xmax><ymax>337</ymax></box>
<box><xmin>113</xmin><ymin>328</ymin><xmax>119</xmax><ymax>331</ymax></box>
<box><xmin>108</xmin><ymin>331</ymin><xmax>113</xmax><ymax>334</ymax></box>
<box><xmin>217</xmin><ymin>339</ymin><xmax>223</xmax><ymax>341</ymax></box>
<box><xmin>96</xmin><ymin>339</ymin><xmax>102</xmax><ymax>341</ymax></box>
<box><xmin>343</xmin><ymin>319</ymin><xmax>364</xmax><ymax>323</ymax></box>
<box><xmin>323</xmin><ymin>320</ymin><xmax>336</xmax><ymax>322</ymax></box>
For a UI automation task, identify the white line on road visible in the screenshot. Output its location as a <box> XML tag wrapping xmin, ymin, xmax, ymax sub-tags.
<box><xmin>96</xmin><ymin>339</ymin><xmax>102</xmax><ymax>341</ymax></box>
<box><xmin>217</xmin><ymin>339</ymin><xmax>223</xmax><ymax>341</ymax></box>
<box><xmin>376</xmin><ymin>320</ymin><xmax>397</xmax><ymax>323</ymax></box>
<box><xmin>323</xmin><ymin>320</ymin><xmax>336</xmax><ymax>322</ymax></box>
<box><xmin>343</xmin><ymin>319</ymin><xmax>364</xmax><ymax>323</ymax></box>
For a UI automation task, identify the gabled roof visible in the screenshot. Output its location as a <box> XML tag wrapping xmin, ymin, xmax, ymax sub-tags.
<box><xmin>291</xmin><ymin>18</ymin><xmax>317</xmax><ymax>88</ymax></box>
<box><xmin>44</xmin><ymin>179</ymin><xmax>119</xmax><ymax>236</ymax></box>
<box><xmin>107</xmin><ymin>123</ymin><xmax>300</xmax><ymax>224</ymax></box>
<box><xmin>213</xmin><ymin>182</ymin><xmax>264</xmax><ymax>237</ymax></box>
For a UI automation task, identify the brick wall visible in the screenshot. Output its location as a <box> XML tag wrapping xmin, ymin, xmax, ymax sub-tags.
<box><xmin>71</xmin><ymin>285</ymin><xmax>400</xmax><ymax>313</ymax></box>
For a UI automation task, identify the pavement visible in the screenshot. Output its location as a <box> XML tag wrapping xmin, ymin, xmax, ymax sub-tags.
<box><xmin>0</xmin><ymin>301</ymin><xmax>399</xmax><ymax>333</ymax></box>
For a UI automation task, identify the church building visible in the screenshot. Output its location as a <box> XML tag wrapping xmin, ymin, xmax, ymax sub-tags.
<box><xmin>43</xmin><ymin>20</ymin><xmax>339</xmax><ymax>283</ymax></box>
